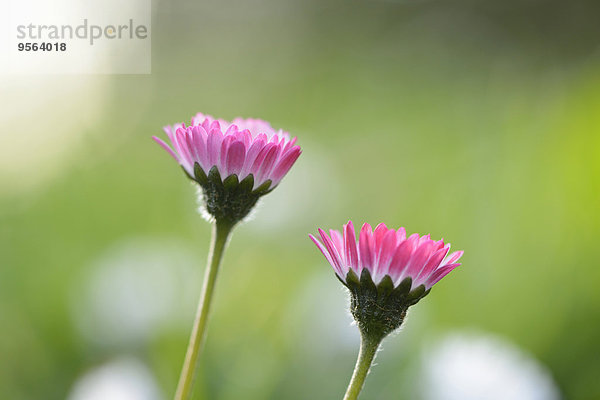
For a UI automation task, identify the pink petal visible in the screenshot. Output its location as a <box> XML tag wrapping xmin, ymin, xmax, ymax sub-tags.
<box><xmin>225</xmin><ymin>124</ymin><xmax>239</xmax><ymax>136</ymax></box>
<box><xmin>418</xmin><ymin>234</ymin><xmax>431</xmax><ymax>245</ymax></box>
<box><xmin>270</xmin><ymin>146</ymin><xmax>301</xmax><ymax>186</ymax></box>
<box><xmin>318</xmin><ymin>228</ymin><xmax>345</xmax><ymax>276</ymax></box>
<box><xmin>414</xmin><ymin>245</ymin><xmax>450</xmax><ymax>286</ymax></box>
<box><xmin>185</xmin><ymin>129</ymin><xmax>200</xmax><ymax>165</ymax></box>
<box><xmin>207</xmin><ymin>128</ymin><xmax>224</xmax><ymax>169</ymax></box>
<box><xmin>329</xmin><ymin>229</ymin><xmax>345</xmax><ymax>259</ymax></box>
<box><xmin>443</xmin><ymin>250</ymin><xmax>464</xmax><ymax>266</ymax></box>
<box><xmin>191</xmin><ymin>126</ymin><xmax>208</xmax><ymax>170</ymax></box>
<box><xmin>209</xmin><ymin>120</ymin><xmax>221</xmax><ymax>132</ymax></box>
<box><xmin>225</xmin><ymin>141</ymin><xmax>246</xmax><ymax>177</ymax></box>
<box><xmin>406</xmin><ymin>241</ymin><xmax>434</xmax><ymax>279</ymax></box>
<box><xmin>425</xmin><ymin>263</ymin><xmax>460</xmax><ymax>289</ymax></box>
<box><xmin>396</xmin><ymin>227</ymin><xmax>406</xmax><ymax>241</ymax></box>
<box><xmin>163</xmin><ymin>123</ymin><xmax>182</xmax><ymax>142</ymax></box>
<box><xmin>254</xmin><ymin>144</ymin><xmax>281</xmax><ymax>186</ymax></box>
<box><xmin>239</xmin><ymin>139</ymin><xmax>266</xmax><ymax>180</ymax></box>
<box><xmin>407</xmin><ymin>233</ymin><xmax>419</xmax><ymax>241</ymax></box>
<box><xmin>152</xmin><ymin>136</ymin><xmax>179</xmax><ymax>162</ymax></box>
<box><xmin>309</xmin><ymin>234</ymin><xmax>343</xmax><ymax>279</ymax></box>
<box><xmin>269</xmin><ymin>134</ymin><xmax>280</xmax><ymax>144</ymax></box>
<box><xmin>175</xmin><ymin>128</ymin><xmax>193</xmax><ymax>168</ymax></box>
<box><xmin>373</xmin><ymin>223</ymin><xmax>389</xmax><ymax>250</ymax></box>
<box><xmin>162</xmin><ymin>125</ymin><xmax>174</xmax><ymax>138</ymax></box>
<box><xmin>432</xmin><ymin>239</ymin><xmax>445</xmax><ymax>252</ymax></box>
<box><xmin>170</xmin><ymin>128</ymin><xmax>185</xmax><ymax>158</ymax></box>
<box><xmin>389</xmin><ymin>235</ymin><xmax>418</xmax><ymax>283</ymax></box>
<box><xmin>358</xmin><ymin>223</ymin><xmax>374</xmax><ymax>275</ymax></box>
<box><xmin>219</xmin><ymin>136</ymin><xmax>235</xmax><ymax>175</ymax></box>
<box><xmin>236</xmin><ymin>129</ymin><xmax>252</xmax><ymax>148</ymax></box>
<box><xmin>374</xmin><ymin>230</ymin><xmax>397</xmax><ymax>281</ymax></box>
<box><xmin>250</xmin><ymin>143</ymin><xmax>275</xmax><ymax>180</ymax></box>
<box><xmin>191</xmin><ymin>113</ymin><xmax>207</xmax><ymax>126</ymax></box>
<box><xmin>282</xmin><ymin>137</ymin><xmax>295</xmax><ymax>153</ymax></box>
<box><xmin>344</xmin><ymin>221</ymin><xmax>359</xmax><ymax>272</ymax></box>
<box><xmin>201</xmin><ymin>118</ymin><xmax>211</xmax><ymax>132</ymax></box>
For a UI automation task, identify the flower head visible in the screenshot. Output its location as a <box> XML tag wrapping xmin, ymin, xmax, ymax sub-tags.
<box><xmin>154</xmin><ymin>113</ymin><xmax>301</xmax><ymax>224</ymax></box>
<box><xmin>154</xmin><ymin>113</ymin><xmax>300</xmax><ymax>190</ymax></box>
<box><xmin>310</xmin><ymin>221</ymin><xmax>463</xmax><ymax>291</ymax></box>
<box><xmin>310</xmin><ymin>221</ymin><xmax>463</xmax><ymax>339</ymax></box>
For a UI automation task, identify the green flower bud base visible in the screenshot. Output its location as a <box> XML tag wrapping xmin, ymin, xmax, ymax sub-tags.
<box><xmin>342</xmin><ymin>269</ymin><xmax>431</xmax><ymax>341</ymax></box>
<box><xmin>185</xmin><ymin>163</ymin><xmax>274</xmax><ymax>225</ymax></box>
<box><xmin>341</xmin><ymin>269</ymin><xmax>431</xmax><ymax>400</ymax></box>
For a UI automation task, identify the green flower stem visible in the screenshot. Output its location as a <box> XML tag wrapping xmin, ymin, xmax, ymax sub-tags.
<box><xmin>174</xmin><ymin>219</ymin><xmax>234</xmax><ymax>400</ymax></box>
<box><xmin>343</xmin><ymin>333</ymin><xmax>383</xmax><ymax>400</ymax></box>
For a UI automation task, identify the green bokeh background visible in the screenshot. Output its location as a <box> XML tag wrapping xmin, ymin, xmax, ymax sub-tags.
<box><xmin>1</xmin><ymin>0</ymin><xmax>600</xmax><ymax>399</ymax></box>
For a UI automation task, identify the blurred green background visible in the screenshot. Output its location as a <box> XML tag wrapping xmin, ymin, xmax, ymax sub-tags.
<box><xmin>1</xmin><ymin>0</ymin><xmax>600</xmax><ymax>399</ymax></box>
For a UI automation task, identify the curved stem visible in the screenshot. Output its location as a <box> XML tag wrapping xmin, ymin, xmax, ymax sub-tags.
<box><xmin>343</xmin><ymin>333</ymin><xmax>383</xmax><ymax>400</ymax></box>
<box><xmin>174</xmin><ymin>219</ymin><xmax>234</xmax><ymax>400</ymax></box>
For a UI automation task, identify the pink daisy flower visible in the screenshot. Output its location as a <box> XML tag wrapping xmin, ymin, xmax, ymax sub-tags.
<box><xmin>153</xmin><ymin>113</ymin><xmax>301</xmax><ymax>190</ymax></box>
<box><xmin>311</xmin><ymin>221</ymin><xmax>464</xmax><ymax>399</ymax></box>
<box><xmin>154</xmin><ymin>114</ymin><xmax>301</xmax><ymax>399</ymax></box>
<box><xmin>310</xmin><ymin>221</ymin><xmax>463</xmax><ymax>292</ymax></box>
